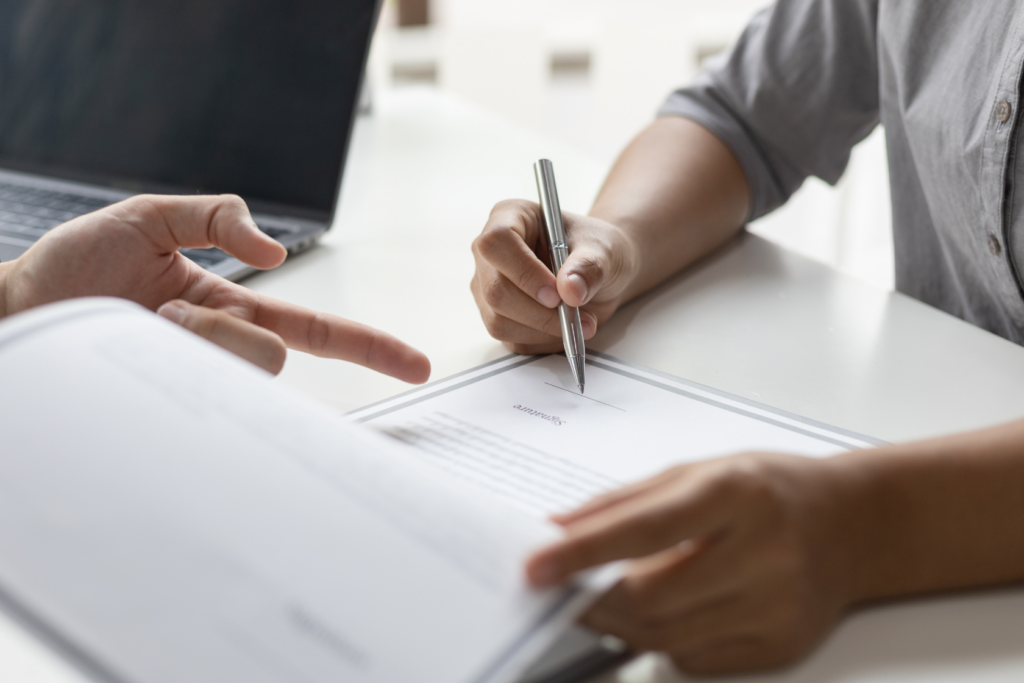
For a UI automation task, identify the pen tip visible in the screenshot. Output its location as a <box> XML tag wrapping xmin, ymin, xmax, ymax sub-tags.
<box><xmin>579</xmin><ymin>385</ymin><xmax>584</xmax><ymax>395</ymax></box>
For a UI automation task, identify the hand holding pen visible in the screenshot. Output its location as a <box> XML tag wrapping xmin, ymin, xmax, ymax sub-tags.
<box><xmin>469</xmin><ymin>163</ymin><xmax>642</xmax><ymax>361</ymax></box>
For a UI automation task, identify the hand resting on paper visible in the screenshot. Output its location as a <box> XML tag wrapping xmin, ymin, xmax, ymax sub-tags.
<box><xmin>526</xmin><ymin>434</ymin><xmax>1024</xmax><ymax>676</ymax></box>
<box><xmin>0</xmin><ymin>194</ymin><xmax>430</xmax><ymax>381</ymax></box>
<box><xmin>527</xmin><ymin>453</ymin><xmax>847</xmax><ymax>675</ymax></box>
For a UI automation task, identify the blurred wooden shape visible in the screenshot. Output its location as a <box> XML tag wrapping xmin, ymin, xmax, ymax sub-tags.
<box><xmin>398</xmin><ymin>0</ymin><xmax>429</xmax><ymax>26</ymax></box>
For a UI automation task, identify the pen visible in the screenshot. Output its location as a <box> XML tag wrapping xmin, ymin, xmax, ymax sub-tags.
<box><xmin>533</xmin><ymin>158</ymin><xmax>586</xmax><ymax>394</ymax></box>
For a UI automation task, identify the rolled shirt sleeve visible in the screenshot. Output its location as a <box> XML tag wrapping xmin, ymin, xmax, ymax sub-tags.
<box><xmin>660</xmin><ymin>0</ymin><xmax>881</xmax><ymax>221</ymax></box>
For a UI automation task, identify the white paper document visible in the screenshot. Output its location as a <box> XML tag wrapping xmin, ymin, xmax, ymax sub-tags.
<box><xmin>0</xmin><ymin>299</ymin><xmax>616</xmax><ymax>683</ymax></box>
<box><xmin>349</xmin><ymin>352</ymin><xmax>882</xmax><ymax>517</ymax></box>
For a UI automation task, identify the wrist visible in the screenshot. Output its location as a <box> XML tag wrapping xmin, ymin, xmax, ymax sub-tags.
<box><xmin>800</xmin><ymin>454</ymin><xmax>877</xmax><ymax>611</ymax></box>
<box><xmin>611</xmin><ymin>224</ymin><xmax>644</xmax><ymax>305</ymax></box>
<box><xmin>818</xmin><ymin>445</ymin><xmax>949</xmax><ymax>606</ymax></box>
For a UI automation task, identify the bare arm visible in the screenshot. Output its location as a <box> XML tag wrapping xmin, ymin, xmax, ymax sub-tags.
<box><xmin>470</xmin><ymin>116</ymin><xmax>750</xmax><ymax>354</ymax></box>
<box><xmin>591</xmin><ymin>116</ymin><xmax>750</xmax><ymax>302</ymax></box>
<box><xmin>837</xmin><ymin>421</ymin><xmax>1024</xmax><ymax>601</ymax></box>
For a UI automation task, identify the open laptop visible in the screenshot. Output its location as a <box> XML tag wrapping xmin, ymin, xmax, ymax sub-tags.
<box><xmin>0</xmin><ymin>0</ymin><xmax>382</xmax><ymax>280</ymax></box>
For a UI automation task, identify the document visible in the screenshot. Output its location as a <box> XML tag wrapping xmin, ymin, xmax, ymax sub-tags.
<box><xmin>349</xmin><ymin>352</ymin><xmax>881</xmax><ymax>517</ymax></box>
<box><xmin>0</xmin><ymin>298</ymin><xmax>617</xmax><ymax>683</ymax></box>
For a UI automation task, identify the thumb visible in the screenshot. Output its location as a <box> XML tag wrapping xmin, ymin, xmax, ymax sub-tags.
<box><xmin>113</xmin><ymin>194</ymin><xmax>287</xmax><ymax>269</ymax></box>
<box><xmin>553</xmin><ymin>214</ymin><xmax>638</xmax><ymax>309</ymax></box>
<box><xmin>555</xmin><ymin>245</ymin><xmax>612</xmax><ymax>308</ymax></box>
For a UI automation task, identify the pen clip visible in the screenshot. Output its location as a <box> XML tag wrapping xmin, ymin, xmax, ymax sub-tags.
<box><xmin>534</xmin><ymin>159</ymin><xmax>568</xmax><ymax>275</ymax></box>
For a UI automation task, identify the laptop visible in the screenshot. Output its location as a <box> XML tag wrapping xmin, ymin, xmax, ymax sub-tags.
<box><xmin>0</xmin><ymin>0</ymin><xmax>382</xmax><ymax>280</ymax></box>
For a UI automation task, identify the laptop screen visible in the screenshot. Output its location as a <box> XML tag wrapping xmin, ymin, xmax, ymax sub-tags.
<box><xmin>0</xmin><ymin>1</ymin><xmax>380</xmax><ymax>221</ymax></box>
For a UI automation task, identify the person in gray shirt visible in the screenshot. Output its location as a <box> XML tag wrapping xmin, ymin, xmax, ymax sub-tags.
<box><xmin>470</xmin><ymin>0</ymin><xmax>1024</xmax><ymax>675</ymax></box>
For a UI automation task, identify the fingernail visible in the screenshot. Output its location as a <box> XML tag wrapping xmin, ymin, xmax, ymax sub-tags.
<box><xmin>538</xmin><ymin>285</ymin><xmax>561</xmax><ymax>308</ymax></box>
<box><xmin>581</xmin><ymin>312</ymin><xmax>597</xmax><ymax>338</ymax></box>
<box><xmin>157</xmin><ymin>301</ymin><xmax>187</xmax><ymax>325</ymax></box>
<box><xmin>567</xmin><ymin>273</ymin><xmax>589</xmax><ymax>304</ymax></box>
<box><xmin>531</xmin><ymin>557</ymin><xmax>561</xmax><ymax>587</ymax></box>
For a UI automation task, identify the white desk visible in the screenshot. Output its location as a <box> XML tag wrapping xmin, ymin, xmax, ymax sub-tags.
<box><xmin>2</xmin><ymin>87</ymin><xmax>1023</xmax><ymax>682</ymax></box>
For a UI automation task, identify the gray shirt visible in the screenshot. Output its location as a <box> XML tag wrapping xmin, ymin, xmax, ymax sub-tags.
<box><xmin>661</xmin><ymin>0</ymin><xmax>1024</xmax><ymax>344</ymax></box>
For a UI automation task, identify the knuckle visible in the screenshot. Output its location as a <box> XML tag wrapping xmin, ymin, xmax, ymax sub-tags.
<box><xmin>475</xmin><ymin>226</ymin><xmax>511</xmax><ymax>260</ymax></box>
<box><xmin>718</xmin><ymin>457</ymin><xmax>776</xmax><ymax>502</ymax></box>
<box><xmin>482</xmin><ymin>312</ymin><xmax>512</xmax><ymax>340</ymax></box>
<box><xmin>481</xmin><ymin>277</ymin><xmax>507</xmax><ymax>310</ymax></box>
<box><xmin>572</xmin><ymin>255</ymin><xmax>605</xmax><ymax>282</ymax></box>
<box><xmin>513</xmin><ymin>259</ymin><xmax>541</xmax><ymax>289</ymax></box>
<box><xmin>127</xmin><ymin>193</ymin><xmax>157</xmax><ymax>206</ymax></box>
<box><xmin>306</xmin><ymin>312</ymin><xmax>331</xmax><ymax>354</ymax></box>
<box><xmin>508</xmin><ymin>342</ymin><xmax>537</xmax><ymax>355</ymax></box>
<box><xmin>219</xmin><ymin>193</ymin><xmax>246</xmax><ymax>208</ymax></box>
<box><xmin>491</xmin><ymin>197</ymin><xmax>536</xmax><ymax>217</ymax></box>
<box><xmin>363</xmin><ymin>327</ymin><xmax>388</xmax><ymax>369</ymax></box>
<box><xmin>188</xmin><ymin>308</ymin><xmax>220</xmax><ymax>339</ymax></box>
<box><xmin>491</xmin><ymin>198</ymin><xmax>518</xmax><ymax>213</ymax></box>
<box><xmin>119</xmin><ymin>194</ymin><xmax>157</xmax><ymax>218</ymax></box>
<box><xmin>470</xmin><ymin>274</ymin><xmax>489</xmax><ymax>306</ymax></box>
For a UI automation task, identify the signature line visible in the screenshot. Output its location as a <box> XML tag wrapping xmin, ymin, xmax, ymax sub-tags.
<box><xmin>544</xmin><ymin>383</ymin><xmax>626</xmax><ymax>412</ymax></box>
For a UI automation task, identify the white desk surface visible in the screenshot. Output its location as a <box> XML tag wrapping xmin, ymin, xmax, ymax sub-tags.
<box><xmin>2</xmin><ymin>87</ymin><xmax>1023</xmax><ymax>682</ymax></box>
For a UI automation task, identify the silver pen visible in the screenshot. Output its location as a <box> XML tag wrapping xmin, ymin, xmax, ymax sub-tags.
<box><xmin>534</xmin><ymin>158</ymin><xmax>586</xmax><ymax>394</ymax></box>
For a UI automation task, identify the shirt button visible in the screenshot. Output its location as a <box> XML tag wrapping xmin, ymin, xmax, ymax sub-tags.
<box><xmin>989</xmin><ymin>234</ymin><xmax>1003</xmax><ymax>255</ymax></box>
<box><xmin>997</xmin><ymin>100</ymin><xmax>1013</xmax><ymax>123</ymax></box>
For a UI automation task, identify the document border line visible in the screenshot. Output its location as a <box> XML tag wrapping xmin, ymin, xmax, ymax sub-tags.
<box><xmin>353</xmin><ymin>352</ymin><xmax>884</xmax><ymax>449</ymax></box>
<box><xmin>587</xmin><ymin>359</ymin><xmax>866</xmax><ymax>451</ymax></box>
<box><xmin>587</xmin><ymin>350</ymin><xmax>888</xmax><ymax>446</ymax></box>
<box><xmin>345</xmin><ymin>353</ymin><xmax>522</xmax><ymax>418</ymax></box>
<box><xmin>352</xmin><ymin>356</ymin><xmax>542</xmax><ymax>423</ymax></box>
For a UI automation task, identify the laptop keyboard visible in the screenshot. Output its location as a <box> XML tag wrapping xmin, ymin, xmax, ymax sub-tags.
<box><xmin>0</xmin><ymin>182</ymin><xmax>112</xmax><ymax>237</ymax></box>
<box><xmin>0</xmin><ymin>181</ymin><xmax>291</xmax><ymax>269</ymax></box>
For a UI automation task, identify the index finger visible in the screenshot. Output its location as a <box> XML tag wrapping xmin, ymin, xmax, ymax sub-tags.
<box><xmin>252</xmin><ymin>296</ymin><xmax>431</xmax><ymax>384</ymax></box>
<box><xmin>474</xmin><ymin>200</ymin><xmax>561</xmax><ymax>308</ymax></box>
<box><xmin>526</xmin><ymin>472</ymin><xmax>734</xmax><ymax>587</ymax></box>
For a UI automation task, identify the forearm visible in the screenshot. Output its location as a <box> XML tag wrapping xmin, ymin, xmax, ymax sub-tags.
<box><xmin>829</xmin><ymin>420</ymin><xmax>1024</xmax><ymax>605</ymax></box>
<box><xmin>589</xmin><ymin>116</ymin><xmax>750</xmax><ymax>303</ymax></box>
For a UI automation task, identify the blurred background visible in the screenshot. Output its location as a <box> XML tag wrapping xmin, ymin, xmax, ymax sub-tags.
<box><xmin>365</xmin><ymin>0</ymin><xmax>894</xmax><ymax>291</ymax></box>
